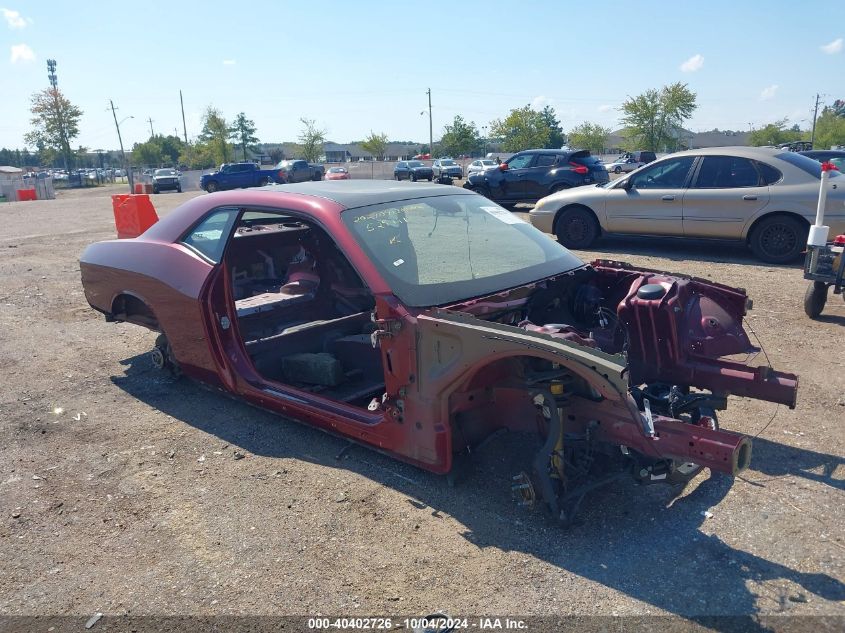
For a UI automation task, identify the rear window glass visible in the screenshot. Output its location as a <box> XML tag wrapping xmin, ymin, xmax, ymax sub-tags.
<box><xmin>182</xmin><ymin>208</ymin><xmax>238</xmax><ymax>263</ymax></box>
<box><xmin>754</xmin><ymin>161</ymin><xmax>783</xmax><ymax>185</ymax></box>
<box><xmin>569</xmin><ymin>153</ymin><xmax>601</xmax><ymax>166</ymax></box>
<box><xmin>776</xmin><ymin>152</ymin><xmax>821</xmax><ymax>178</ymax></box>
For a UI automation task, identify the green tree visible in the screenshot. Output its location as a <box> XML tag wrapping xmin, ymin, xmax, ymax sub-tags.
<box><xmin>197</xmin><ymin>106</ymin><xmax>232</xmax><ymax>164</ymax></box>
<box><xmin>132</xmin><ymin>134</ymin><xmax>185</xmax><ymax>167</ymax></box>
<box><xmin>540</xmin><ymin>106</ymin><xmax>564</xmax><ymax>148</ymax></box>
<box><xmin>567</xmin><ymin>122</ymin><xmax>611</xmax><ymax>153</ymax></box>
<box><xmin>361</xmin><ymin>131</ymin><xmax>389</xmax><ymax>160</ymax></box>
<box><xmin>298</xmin><ymin>118</ymin><xmax>326</xmax><ymax>163</ymax></box>
<box><xmin>24</xmin><ymin>88</ymin><xmax>83</xmax><ymax>171</ymax></box>
<box><xmin>812</xmin><ymin>107</ymin><xmax>845</xmax><ymax>149</ymax></box>
<box><xmin>132</xmin><ymin>139</ymin><xmax>163</xmax><ymax>166</ymax></box>
<box><xmin>489</xmin><ymin>106</ymin><xmax>551</xmax><ymax>152</ymax></box>
<box><xmin>748</xmin><ymin>119</ymin><xmax>804</xmax><ymax>146</ymax></box>
<box><xmin>439</xmin><ymin>115</ymin><xmax>480</xmax><ymax>157</ymax></box>
<box><xmin>620</xmin><ymin>82</ymin><xmax>697</xmax><ymax>151</ymax></box>
<box><xmin>230</xmin><ymin>112</ymin><xmax>259</xmax><ymax>161</ymax></box>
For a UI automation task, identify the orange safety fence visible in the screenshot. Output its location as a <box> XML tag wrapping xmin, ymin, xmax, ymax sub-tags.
<box><xmin>17</xmin><ymin>189</ymin><xmax>37</xmax><ymax>201</ymax></box>
<box><xmin>111</xmin><ymin>194</ymin><xmax>159</xmax><ymax>239</ymax></box>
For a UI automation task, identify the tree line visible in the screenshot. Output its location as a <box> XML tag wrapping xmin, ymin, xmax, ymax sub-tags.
<box><xmin>9</xmin><ymin>85</ymin><xmax>845</xmax><ymax>170</ymax></box>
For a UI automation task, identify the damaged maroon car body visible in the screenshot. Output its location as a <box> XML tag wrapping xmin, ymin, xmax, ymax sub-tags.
<box><xmin>80</xmin><ymin>182</ymin><xmax>798</xmax><ymax>522</ymax></box>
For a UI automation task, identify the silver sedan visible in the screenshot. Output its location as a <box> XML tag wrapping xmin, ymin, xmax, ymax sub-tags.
<box><xmin>529</xmin><ymin>146</ymin><xmax>845</xmax><ymax>263</ymax></box>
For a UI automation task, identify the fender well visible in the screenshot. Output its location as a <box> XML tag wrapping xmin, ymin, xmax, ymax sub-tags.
<box><xmin>111</xmin><ymin>293</ymin><xmax>160</xmax><ymax>331</ymax></box>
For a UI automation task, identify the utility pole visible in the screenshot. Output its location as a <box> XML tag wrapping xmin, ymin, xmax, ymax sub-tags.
<box><xmin>427</xmin><ymin>88</ymin><xmax>433</xmax><ymax>159</ymax></box>
<box><xmin>110</xmin><ymin>100</ymin><xmax>133</xmax><ymax>193</ymax></box>
<box><xmin>146</xmin><ymin>117</ymin><xmax>155</xmax><ymax>138</ymax></box>
<box><xmin>180</xmin><ymin>90</ymin><xmax>188</xmax><ymax>144</ymax></box>
<box><xmin>46</xmin><ymin>59</ymin><xmax>71</xmax><ymax>173</ymax></box>
<box><xmin>810</xmin><ymin>93</ymin><xmax>821</xmax><ymax>148</ymax></box>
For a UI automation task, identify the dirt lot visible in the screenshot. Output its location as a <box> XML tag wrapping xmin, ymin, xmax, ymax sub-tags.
<box><xmin>0</xmin><ymin>185</ymin><xmax>843</xmax><ymax>629</ymax></box>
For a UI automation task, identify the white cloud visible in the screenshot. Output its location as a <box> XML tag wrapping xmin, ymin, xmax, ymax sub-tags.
<box><xmin>820</xmin><ymin>37</ymin><xmax>842</xmax><ymax>54</ymax></box>
<box><xmin>597</xmin><ymin>104</ymin><xmax>613</xmax><ymax>113</ymax></box>
<box><xmin>759</xmin><ymin>84</ymin><xmax>779</xmax><ymax>101</ymax></box>
<box><xmin>530</xmin><ymin>95</ymin><xmax>552</xmax><ymax>110</ymax></box>
<box><xmin>222</xmin><ymin>59</ymin><xmax>236</xmax><ymax>66</ymax></box>
<box><xmin>2</xmin><ymin>7</ymin><xmax>31</xmax><ymax>29</ymax></box>
<box><xmin>10</xmin><ymin>43</ymin><xmax>34</xmax><ymax>63</ymax></box>
<box><xmin>680</xmin><ymin>53</ymin><xmax>704</xmax><ymax>73</ymax></box>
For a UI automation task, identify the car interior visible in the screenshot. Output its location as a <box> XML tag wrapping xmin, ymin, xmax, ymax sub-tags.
<box><xmin>224</xmin><ymin>210</ymin><xmax>383</xmax><ymax>407</ymax></box>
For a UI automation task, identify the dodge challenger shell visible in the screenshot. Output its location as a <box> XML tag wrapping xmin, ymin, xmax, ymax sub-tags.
<box><xmin>79</xmin><ymin>181</ymin><xmax>798</xmax><ymax>522</ymax></box>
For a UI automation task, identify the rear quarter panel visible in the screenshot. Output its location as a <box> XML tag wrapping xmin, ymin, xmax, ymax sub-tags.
<box><xmin>80</xmin><ymin>239</ymin><xmax>221</xmax><ymax>384</ymax></box>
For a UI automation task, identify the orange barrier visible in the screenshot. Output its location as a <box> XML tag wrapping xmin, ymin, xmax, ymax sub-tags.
<box><xmin>17</xmin><ymin>189</ymin><xmax>37</xmax><ymax>201</ymax></box>
<box><xmin>134</xmin><ymin>183</ymin><xmax>144</xmax><ymax>194</ymax></box>
<box><xmin>111</xmin><ymin>194</ymin><xmax>160</xmax><ymax>239</ymax></box>
<box><xmin>143</xmin><ymin>183</ymin><xmax>153</xmax><ymax>194</ymax></box>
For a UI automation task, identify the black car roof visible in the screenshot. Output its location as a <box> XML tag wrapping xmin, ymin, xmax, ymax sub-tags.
<box><xmin>262</xmin><ymin>180</ymin><xmax>474</xmax><ymax>209</ymax></box>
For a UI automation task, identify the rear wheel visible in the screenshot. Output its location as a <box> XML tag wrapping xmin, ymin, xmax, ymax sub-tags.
<box><xmin>614</xmin><ymin>166</ymin><xmax>622</xmax><ymax>174</ymax></box>
<box><xmin>411</xmin><ymin>173</ymin><xmax>417</xmax><ymax>182</ymax></box>
<box><xmin>555</xmin><ymin>206</ymin><xmax>599</xmax><ymax>249</ymax></box>
<box><xmin>259</xmin><ymin>176</ymin><xmax>272</xmax><ymax>186</ymax></box>
<box><xmin>803</xmin><ymin>282</ymin><xmax>828</xmax><ymax>318</ymax></box>
<box><xmin>151</xmin><ymin>334</ymin><xmax>181</xmax><ymax>378</ymax></box>
<box><xmin>205</xmin><ymin>181</ymin><xmax>218</xmax><ymax>193</ymax></box>
<box><xmin>749</xmin><ymin>215</ymin><xmax>807</xmax><ymax>263</ymax></box>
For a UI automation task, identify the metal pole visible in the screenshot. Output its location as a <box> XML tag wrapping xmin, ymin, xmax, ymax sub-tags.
<box><xmin>427</xmin><ymin>88</ymin><xmax>433</xmax><ymax>159</ymax></box>
<box><xmin>810</xmin><ymin>93</ymin><xmax>820</xmax><ymax>148</ymax></box>
<box><xmin>111</xmin><ymin>100</ymin><xmax>133</xmax><ymax>193</ymax></box>
<box><xmin>180</xmin><ymin>90</ymin><xmax>188</xmax><ymax>144</ymax></box>
<box><xmin>147</xmin><ymin>117</ymin><xmax>155</xmax><ymax>138</ymax></box>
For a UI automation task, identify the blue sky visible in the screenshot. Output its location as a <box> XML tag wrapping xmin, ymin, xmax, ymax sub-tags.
<box><xmin>1</xmin><ymin>1</ymin><xmax>843</xmax><ymax>151</ymax></box>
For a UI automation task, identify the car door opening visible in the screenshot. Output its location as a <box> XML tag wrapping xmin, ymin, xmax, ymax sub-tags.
<box><xmin>225</xmin><ymin>210</ymin><xmax>383</xmax><ymax>406</ymax></box>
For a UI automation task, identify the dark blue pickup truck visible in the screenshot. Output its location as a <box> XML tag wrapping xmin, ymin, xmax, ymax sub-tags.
<box><xmin>200</xmin><ymin>162</ymin><xmax>285</xmax><ymax>193</ymax></box>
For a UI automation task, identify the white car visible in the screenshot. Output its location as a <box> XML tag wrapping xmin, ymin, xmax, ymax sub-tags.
<box><xmin>605</xmin><ymin>156</ymin><xmax>645</xmax><ymax>174</ymax></box>
<box><xmin>465</xmin><ymin>159</ymin><xmax>497</xmax><ymax>177</ymax></box>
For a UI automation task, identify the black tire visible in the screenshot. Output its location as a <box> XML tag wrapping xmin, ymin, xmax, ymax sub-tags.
<box><xmin>614</xmin><ymin>166</ymin><xmax>622</xmax><ymax>174</ymax></box>
<box><xmin>259</xmin><ymin>176</ymin><xmax>272</xmax><ymax>186</ymax></box>
<box><xmin>555</xmin><ymin>206</ymin><xmax>599</xmax><ymax>249</ymax></box>
<box><xmin>395</xmin><ymin>174</ymin><xmax>401</xmax><ymax>181</ymax></box>
<box><xmin>176</xmin><ymin>186</ymin><xmax>182</xmax><ymax>193</ymax></box>
<box><xmin>427</xmin><ymin>177</ymin><xmax>433</xmax><ymax>182</ymax></box>
<box><xmin>205</xmin><ymin>181</ymin><xmax>218</xmax><ymax>193</ymax></box>
<box><xmin>749</xmin><ymin>215</ymin><xmax>807</xmax><ymax>263</ymax></box>
<box><xmin>469</xmin><ymin>185</ymin><xmax>491</xmax><ymax>199</ymax></box>
<box><xmin>411</xmin><ymin>173</ymin><xmax>417</xmax><ymax>182</ymax></box>
<box><xmin>153</xmin><ymin>187</ymin><xmax>159</xmax><ymax>194</ymax></box>
<box><xmin>803</xmin><ymin>282</ymin><xmax>828</xmax><ymax>319</ymax></box>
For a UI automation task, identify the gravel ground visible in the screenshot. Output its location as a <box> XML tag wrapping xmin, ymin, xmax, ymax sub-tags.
<box><xmin>0</xmin><ymin>185</ymin><xmax>843</xmax><ymax>630</ymax></box>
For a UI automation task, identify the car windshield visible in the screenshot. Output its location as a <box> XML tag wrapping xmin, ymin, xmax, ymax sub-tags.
<box><xmin>155</xmin><ymin>169</ymin><xmax>177</xmax><ymax>176</ymax></box>
<box><xmin>481</xmin><ymin>160</ymin><xmax>495</xmax><ymax>166</ymax></box>
<box><xmin>328</xmin><ymin>167</ymin><xmax>346</xmax><ymax>173</ymax></box>
<box><xmin>407</xmin><ymin>161</ymin><xmax>424</xmax><ymax>167</ymax></box>
<box><xmin>440</xmin><ymin>160</ymin><xmax>456</xmax><ymax>166</ymax></box>
<box><xmin>341</xmin><ymin>194</ymin><xmax>584</xmax><ymax>307</ymax></box>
